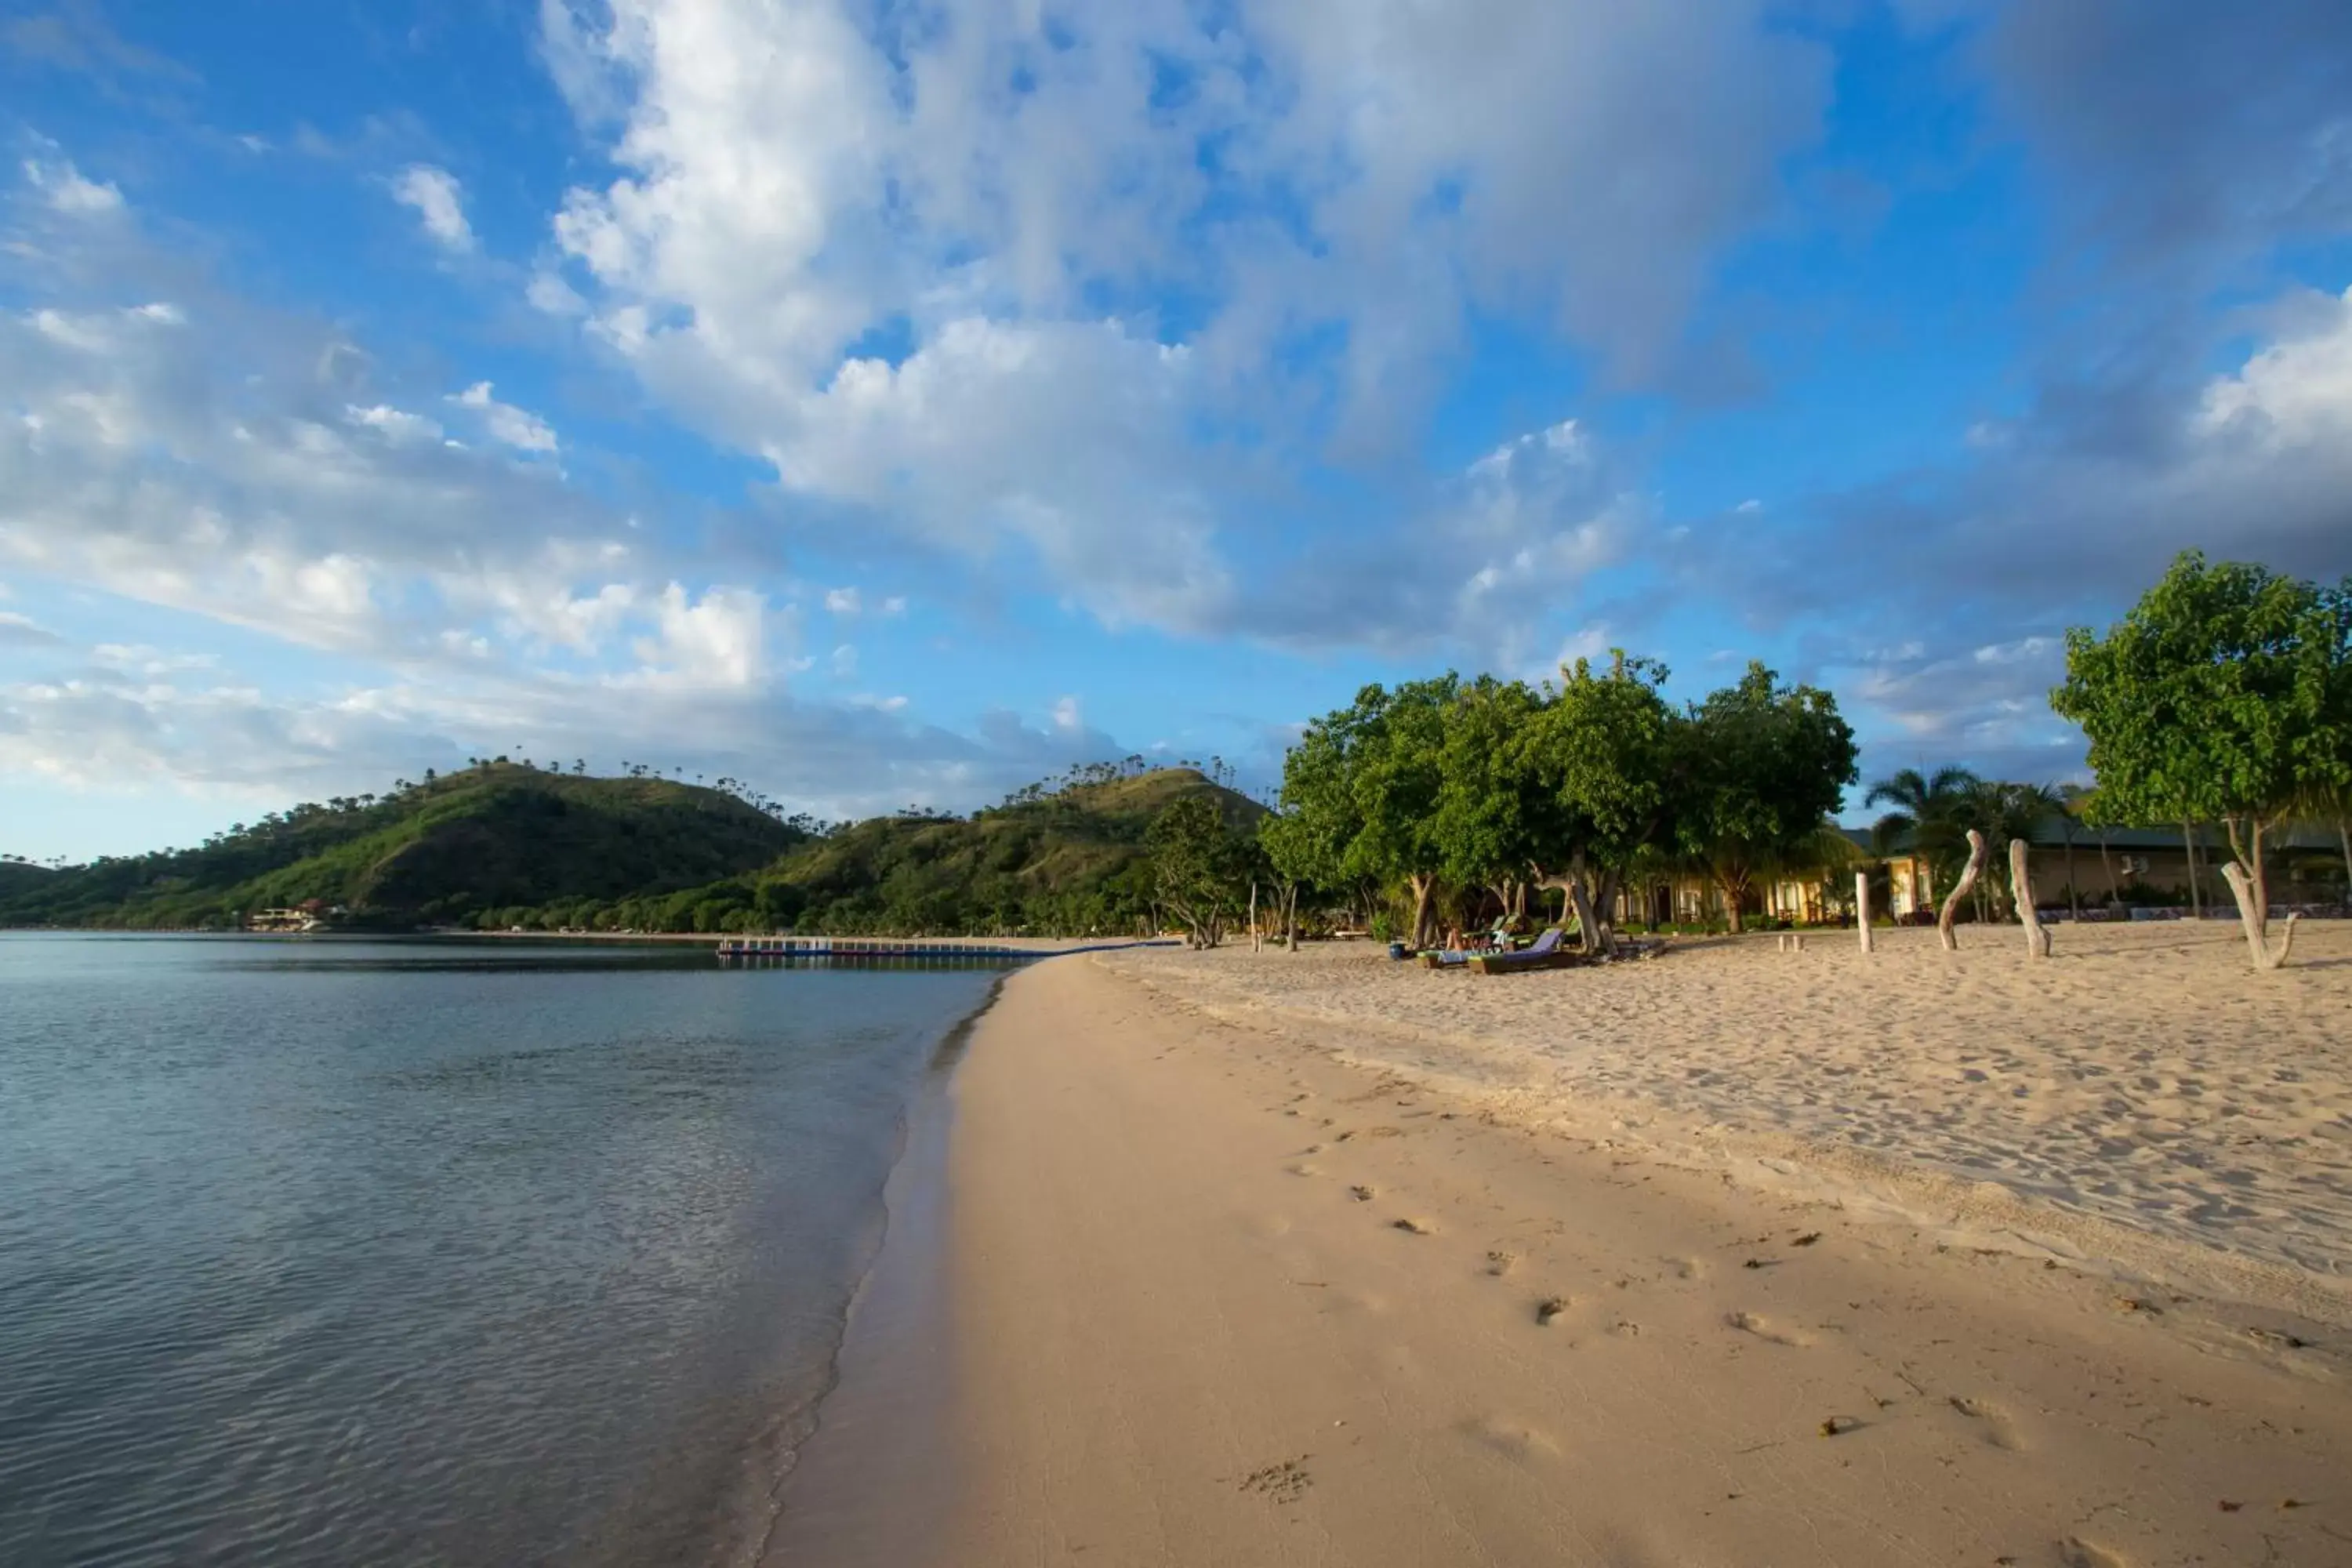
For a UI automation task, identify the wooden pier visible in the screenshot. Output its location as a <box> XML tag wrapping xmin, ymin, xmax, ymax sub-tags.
<box><xmin>713</xmin><ymin>937</ymin><xmax>1178</xmax><ymax>963</ymax></box>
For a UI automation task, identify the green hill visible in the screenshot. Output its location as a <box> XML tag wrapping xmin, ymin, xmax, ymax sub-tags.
<box><xmin>0</xmin><ymin>763</ymin><xmax>1263</xmax><ymax>937</ymax></box>
<box><xmin>724</xmin><ymin>767</ymin><xmax>1265</xmax><ymax>937</ymax></box>
<box><xmin>0</xmin><ymin>764</ymin><xmax>806</xmax><ymax>930</ymax></box>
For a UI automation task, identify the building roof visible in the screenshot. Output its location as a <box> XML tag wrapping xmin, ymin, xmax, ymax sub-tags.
<box><xmin>1844</xmin><ymin>818</ymin><xmax>2342</xmax><ymax>856</ymax></box>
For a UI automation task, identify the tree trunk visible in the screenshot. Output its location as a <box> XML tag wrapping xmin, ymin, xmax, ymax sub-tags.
<box><xmin>1590</xmin><ymin>867</ymin><xmax>1623</xmax><ymax>956</ymax></box>
<box><xmin>1249</xmin><ymin>880</ymin><xmax>1260</xmax><ymax>953</ymax></box>
<box><xmin>2011</xmin><ymin>838</ymin><xmax>2051</xmax><ymax>959</ymax></box>
<box><xmin>1938</xmin><ymin>830</ymin><xmax>1987</xmax><ymax>952</ymax></box>
<box><xmin>1407</xmin><ymin>874</ymin><xmax>1438</xmax><ymax>950</ymax></box>
<box><xmin>1856</xmin><ymin>871</ymin><xmax>1874</xmax><ymax>954</ymax></box>
<box><xmin>2062</xmin><ymin>833</ymin><xmax>2080</xmax><ymax>922</ymax></box>
<box><xmin>2220</xmin><ymin>859</ymin><xmax>2299</xmax><ymax>971</ymax></box>
<box><xmin>1716</xmin><ymin>869</ymin><xmax>1748</xmax><ymax>935</ymax></box>
<box><xmin>2097</xmin><ymin>831</ymin><xmax>2117</xmax><ymax>906</ymax></box>
<box><xmin>1565</xmin><ymin>873</ymin><xmax>1602</xmax><ymax>956</ymax></box>
<box><xmin>2182</xmin><ymin>822</ymin><xmax>2202</xmax><ymax>918</ymax></box>
<box><xmin>2339</xmin><ymin>818</ymin><xmax>2351</xmax><ymax>909</ymax></box>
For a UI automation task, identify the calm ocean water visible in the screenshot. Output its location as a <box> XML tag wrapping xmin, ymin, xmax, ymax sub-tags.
<box><xmin>0</xmin><ymin>934</ymin><xmax>1004</xmax><ymax>1568</ymax></box>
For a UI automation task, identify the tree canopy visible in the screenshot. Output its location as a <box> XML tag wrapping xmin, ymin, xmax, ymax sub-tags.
<box><xmin>2053</xmin><ymin>550</ymin><xmax>2352</xmax><ymax>967</ymax></box>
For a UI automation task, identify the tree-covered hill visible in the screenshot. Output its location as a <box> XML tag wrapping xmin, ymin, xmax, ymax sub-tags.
<box><xmin>0</xmin><ymin>764</ymin><xmax>808</xmax><ymax>930</ymax></box>
<box><xmin>0</xmin><ymin>761</ymin><xmax>1263</xmax><ymax>936</ymax></box>
<box><xmin>717</xmin><ymin>766</ymin><xmax>1264</xmax><ymax>938</ymax></box>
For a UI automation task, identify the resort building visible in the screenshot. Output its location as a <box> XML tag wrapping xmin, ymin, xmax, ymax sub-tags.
<box><xmin>1595</xmin><ymin>819</ymin><xmax>2347</xmax><ymax>931</ymax></box>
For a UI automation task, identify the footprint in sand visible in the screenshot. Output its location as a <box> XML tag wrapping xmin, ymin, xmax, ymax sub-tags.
<box><xmin>1286</xmin><ymin>1163</ymin><xmax>1320</xmax><ymax>1177</ymax></box>
<box><xmin>1392</xmin><ymin>1217</ymin><xmax>1436</xmax><ymax>1236</ymax></box>
<box><xmin>1661</xmin><ymin>1256</ymin><xmax>1708</xmax><ymax>1283</ymax></box>
<box><xmin>1536</xmin><ymin>1295</ymin><xmax>1572</xmax><ymax>1327</ymax></box>
<box><xmin>1348</xmin><ymin>1184</ymin><xmax>1376</xmax><ymax>1203</ymax></box>
<box><xmin>1236</xmin><ymin>1457</ymin><xmax>1314</xmax><ymax>1504</ymax></box>
<box><xmin>1457</xmin><ymin>1415</ymin><xmax>1560</xmax><ymax>1461</ymax></box>
<box><xmin>2058</xmin><ymin>1537</ymin><xmax>2127</xmax><ymax>1568</ymax></box>
<box><xmin>1946</xmin><ymin>1396</ymin><xmax>2027</xmax><ymax>1451</ymax></box>
<box><xmin>1484</xmin><ymin>1250</ymin><xmax>1519</xmax><ymax>1276</ymax></box>
<box><xmin>1726</xmin><ymin>1310</ymin><xmax>1813</xmax><ymax>1348</ymax></box>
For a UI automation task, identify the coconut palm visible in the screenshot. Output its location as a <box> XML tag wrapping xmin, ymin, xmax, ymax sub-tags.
<box><xmin>1967</xmin><ymin>781</ymin><xmax>2066</xmax><ymax>920</ymax></box>
<box><xmin>1864</xmin><ymin>765</ymin><xmax>1979</xmax><ymax>914</ymax></box>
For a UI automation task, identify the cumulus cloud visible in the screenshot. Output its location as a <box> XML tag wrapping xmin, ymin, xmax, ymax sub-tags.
<box><xmin>22</xmin><ymin>158</ymin><xmax>122</xmax><ymax>215</ymax></box>
<box><xmin>1241</xmin><ymin>417</ymin><xmax>1652</xmax><ymax>666</ymax></box>
<box><xmin>535</xmin><ymin>0</ymin><xmax>1831</xmax><ymax>637</ymax></box>
<box><xmin>393</xmin><ymin>163</ymin><xmax>474</xmax><ymax>251</ymax></box>
<box><xmin>451</xmin><ymin>381</ymin><xmax>559</xmax><ymax>454</ymax></box>
<box><xmin>1694</xmin><ymin>280</ymin><xmax>2352</xmax><ymax>783</ymax></box>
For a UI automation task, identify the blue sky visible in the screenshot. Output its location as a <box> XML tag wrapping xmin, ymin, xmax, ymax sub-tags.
<box><xmin>4</xmin><ymin>0</ymin><xmax>2350</xmax><ymax>862</ymax></box>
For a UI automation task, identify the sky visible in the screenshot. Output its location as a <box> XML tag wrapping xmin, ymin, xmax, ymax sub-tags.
<box><xmin>3</xmin><ymin>0</ymin><xmax>2350</xmax><ymax>862</ymax></box>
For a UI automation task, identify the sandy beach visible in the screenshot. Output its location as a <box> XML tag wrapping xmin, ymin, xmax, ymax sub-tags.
<box><xmin>786</xmin><ymin>924</ymin><xmax>2352</xmax><ymax>1566</ymax></box>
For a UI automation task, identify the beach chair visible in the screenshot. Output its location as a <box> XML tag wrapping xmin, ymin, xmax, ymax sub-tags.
<box><xmin>1468</xmin><ymin>927</ymin><xmax>1574</xmax><ymax>975</ymax></box>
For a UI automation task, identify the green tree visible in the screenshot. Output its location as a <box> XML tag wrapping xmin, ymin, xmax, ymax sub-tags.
<box><xmin>1863</xmin><ymin>764</ymin><xmax>1980</xmax><ymax>913</ymax></box>
<box><xmin>2052</xmin><ymin>551</ymin><xmax>2352</xmax><ymax>969</ymax></box>
<box><xmin>1146</xmin><ymin>796</ymin><xmax>1251</xmax><ymax>948</ymax></box>
<box><xmin>1278</xmin><ymin>677</ymin><xmax>1459</xmax><ymax>948</ymax></box>
<box><xmin>1433</xmin><ymin>677</ymin><xmax>1547</xmax><ymax>930</ymax></box>
<box><xmin>1521</xmin><ymin>653</ymin><xmax>1679</xmax><ymax>951</ymax></box>
<box><xmin>1675</xmin><ymin>662</ymin><xmax>1860</xmax><ymax>934</ymax></box>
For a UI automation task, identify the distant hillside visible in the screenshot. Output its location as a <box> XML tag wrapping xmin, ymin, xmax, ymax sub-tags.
<box><xmin>0</xmin><ymin>764</ymin><xmax>806</xmax><ymax>930</ymax></box>
<box><xmin>0</xmin><ymin>861</ymin><xmax>59</xmax><ymax>899</ymax></box>
<box><xmin>732</xmin><ymin>767</ymin><xmax>1265</xmax><ymax>937</ymax></box>
<box><xmin>0</xmin><ymin>763</ymin><xmax>1265</xmax><ymax>936</ymax></box>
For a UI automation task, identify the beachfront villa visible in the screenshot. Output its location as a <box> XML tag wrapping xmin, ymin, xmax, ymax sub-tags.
<box><xmin>246</xmin><ymin>899</ymin><xmax>343</xmax><ymax>932</ymax></box>
<box><xmin>1595</xmin><ymin>818</ymin><xmax>2348</xmax><ymax>931</ymax></box>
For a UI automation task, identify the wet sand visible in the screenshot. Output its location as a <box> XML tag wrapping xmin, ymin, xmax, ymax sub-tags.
<box><xmin>905</xmin><ymin>938</ymin><xmax>2350</xmax><ymax>1566</ymax></box>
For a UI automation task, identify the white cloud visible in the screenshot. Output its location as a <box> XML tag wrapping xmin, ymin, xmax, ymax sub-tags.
<box><xmin>452</xmin><ymin>382</ymin><xmax>559</xmax><ymax>454</ymax></box>
<box><xmin>535</xmin><ymin>0</ymin><xmax>1831</xmax><ymax>636</ymax></box>
<box><xmin>626</xmin><ymin>584</ymin><xmax>766</xmax><ymax>688</ymax></box>
<box><xmin>345</xmin><ymin>403</ymin><xmax>445</xmax><ymax>445</ymax></box>
<box><xmin>23</xmin><ymin>159</ymin><xmax>123</xmax><ymax>216</ymax></box>
<box><xmin>823</xmin><ymin>586</ymin><xmax>861</xmax><ymax>615</ymax></box>
<box><xmin>393</xmin><ymin>164</ymin><xmax>474</xmax><ymax>252</ymax></box>
<box><xmin>0</xmin><ymin>610</ymin><xmax>64</xmax><ymax>647</ymax></box>
<box><xmin>879</xmin><ymin>594</ymin><xmax>907</xmax><ymax>616</ymax></box>
<box><xmin>2194</xmin><ymin>285</ymin><xmax>2352</xmax><ymax>447</ymax></box>
<box><xmin>829</xmin><ymin>641</ymin><xmax>856</xmax><ymax>679</ymax></box>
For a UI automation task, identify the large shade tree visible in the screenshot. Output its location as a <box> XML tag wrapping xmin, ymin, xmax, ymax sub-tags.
<box><xmin>1145</xmin><ymin>795</ymin><xmax>1254</xmax><ymax>948</ymax></box>
<box><xmin>1522</xmin><ymin>653</ymin><xmax>1680</xmax><ymax>953</ymax></box>
<box><xmin>2051</xmin><ymin>551</ymin><xmax>2352</xmax><ymax>970</ymax></box>
<box><xmin>1675</xmin><ymin>662</ymin><xmax>1860</xmax><ymax>933</ymax></box>
<box><xmin>1276</xmin><ymin>677</ymin><xmax>1459</xmax><ymax>948</ymax></box>
<box><xmin>1432</xmin><ymin>676</ymin><xmax>1548</xmax><ymax>930</ymax></box>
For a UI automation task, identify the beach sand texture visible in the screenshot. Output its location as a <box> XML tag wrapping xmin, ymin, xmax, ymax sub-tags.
<box><xmin>1102</xmin><ymin>922</ymin><xmax>2352</xmax><ymax>1315</ymax></box>
<box><xmin>901</xmin><ymin>935</ymin><xmax>2352</xmax><ymax>1568</ymax></box>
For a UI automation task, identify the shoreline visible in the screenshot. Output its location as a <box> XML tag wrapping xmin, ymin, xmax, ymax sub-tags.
<box><xmin>786</xmin><ymin>946</ymin><xmax>2349</xmax><ymax>1566</ymax></box>
<box><xmin>754</xmin><ymin>977</ymin><xmax>1007</xmax><ymax>1568</ymax></box>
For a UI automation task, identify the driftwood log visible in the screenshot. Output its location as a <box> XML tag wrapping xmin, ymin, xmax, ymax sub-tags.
<box><xmin>1856</xmin><ymin>871</ymin><xmax>1875</xmax><ymax>954</ymax></box>
<box><xmin>2009</xmin><ymin>838</ymin><xmax>2051</xmax><ymax>960</ymax></box>
<box><xmin>1938</xmin><ymin>830</ymin><xmax>1988</xmax><ymax>953</ymax></box>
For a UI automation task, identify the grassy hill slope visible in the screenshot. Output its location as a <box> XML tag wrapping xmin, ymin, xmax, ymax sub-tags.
<box><xmin>1</xmin><ymin>764</ymin><xmax>1264</xmax><ymax>936</ymax></box>
<box><xmin>732</xmin><ymin>767</ymin><xmax>1264</xmax><ymax>936</ymax></box>
<box><xmin>0</xmin><ymin>764</ymin><xmax>806</xmax><ymax>929</ymax></box>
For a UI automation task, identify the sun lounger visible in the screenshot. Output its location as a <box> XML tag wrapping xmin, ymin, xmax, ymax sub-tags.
<box><xmin>1468</xmin><ymin>927</ymin><xmax>1574</xmax><ymax>974</ymax></box>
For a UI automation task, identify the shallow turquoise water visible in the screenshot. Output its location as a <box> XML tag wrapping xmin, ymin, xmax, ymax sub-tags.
<box><xmin>0</xmin><ymin>934</ymin><xmax>1000</xmax><ymax>1567</ymax></box>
